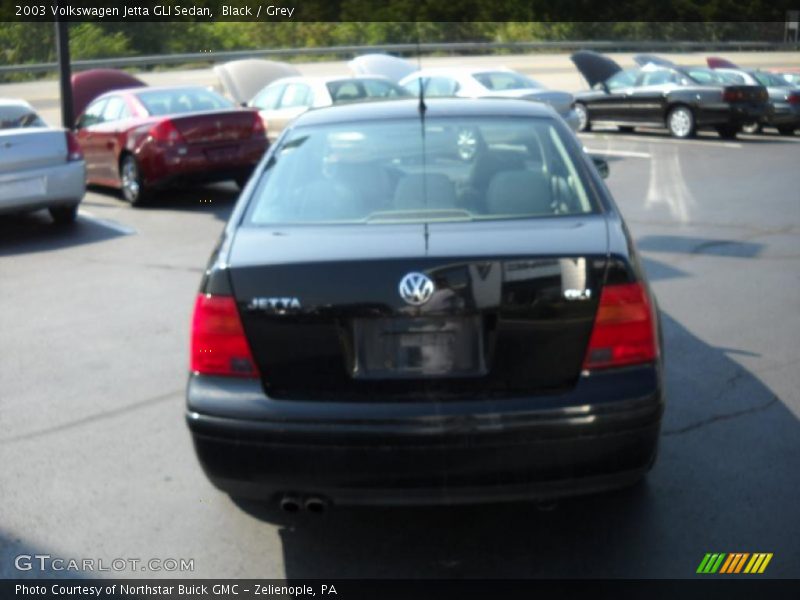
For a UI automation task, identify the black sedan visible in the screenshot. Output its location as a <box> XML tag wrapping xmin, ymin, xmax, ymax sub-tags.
<box><xmin>571</xmin><ymin>51</ymin><xmax>769</xmax><ymax>139</ymax></box>
<box><xmin>185</xmin><ymin>98</ymin><xmax>664</xmax><ymax>512</ymax></box>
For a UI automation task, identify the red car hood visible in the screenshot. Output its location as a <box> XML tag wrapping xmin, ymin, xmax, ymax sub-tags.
<box><xmin>71</xmin><ymin>69</ymin><xmax>146</xmax><ymax>120</ymax></box>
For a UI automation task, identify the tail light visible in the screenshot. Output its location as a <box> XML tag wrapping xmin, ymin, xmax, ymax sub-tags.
<box><xmin>191</xmin><ymin>294</ymin><xmax>258</xmax><ymax>378</ymax></box>
<box><xmin>252</xmin><ymin>113</ymin><xmax>267</xmax><ymax>137</ymax></box>
<box><xmin>149</xmin><ymin>119</ymin><xmax>185</xmax><ymax>145</ymax></box>
<box><xmin>722</xmin><ymin>88</ymin><xmax>744</xmax><ymax>102</ymax></box>
<box><xmin>65</xmin><ymin>131</ymin><xmax>83</xmax><ymax>162</ymax></box>
<box><xmin>788</xmin><ymin>92</ymin><xmax>800</xmax><ymax>105</ymax></box>
<box><xmin>582</xmin><ymin>282</ymin><xmax>658</xmax><ymax>370</ymax></box>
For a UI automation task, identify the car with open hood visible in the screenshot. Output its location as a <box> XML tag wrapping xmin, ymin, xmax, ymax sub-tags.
<box><xmin>0</xmin><ymin>99</ymin><xmax>85</xmax><ymax>224</ymax></box>
<box><xmin>185</xmin><ymin>98</ymin><xmax>664</xmax><ymax>512</ymax></box>
<box><xmin>570</xmin><ymin>51</ymin><xmax>770</xmax><ymax>139</ymax></box>
<box><xmin>72</xmin><ymin>69</ymin><xmax>269</xmax><ymax>205</ymax></box>
<box><xmin>707</xmin><ymin>57</ymin><xmax>800</xmax><ymax>135</ymax></box>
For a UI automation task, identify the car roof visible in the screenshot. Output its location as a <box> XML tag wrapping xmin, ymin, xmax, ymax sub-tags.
<box><xmin>291</xmin><ymin>97</ymin><xmax>555</xmax><ymax>128</ymax></box>
<box><xmin>407</xmin><ymin>67</ymin><xmax>515</xmax><ymax>77</ymax></box>
<box><xmin>0</xmin><ymin>98</ymin><xmax>34</xmax><ymax>109</ymax></box>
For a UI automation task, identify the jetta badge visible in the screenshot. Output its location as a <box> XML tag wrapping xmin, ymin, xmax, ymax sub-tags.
<box><xmin>398</xmin><ymin>272</ymin><xmax>435</xmax><ymax>306</ymax></box>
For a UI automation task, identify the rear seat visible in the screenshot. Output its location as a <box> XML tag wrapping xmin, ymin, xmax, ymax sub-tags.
<box><xmin>486</xmin><ymin>169</ymin><xmax>553</xmax><ymax>215</ymax></box>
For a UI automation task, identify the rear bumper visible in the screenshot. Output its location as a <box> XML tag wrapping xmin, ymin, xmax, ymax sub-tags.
<box><xmin>186</xmin><ymin>365</ymin><xmax>664</xmax><ymax>505</ymax></box>
<box><xmin>138</xmin><ymin>138</ymin><xmax>267</xmax><ymax>188</ymax></box>
<box><xmin>764</xmin><ymin>103</ymin><xmax>800</xmax><ymax>127</ymax></box>
<box><xmin>0</xmin><ymin>160</ymin><xmax>85</xmax><ymax>215</ymax></box>
<box><xmin>696</xmin><ymin>102</ymin><xmax>769</xmax><ymax>127</ymax></box>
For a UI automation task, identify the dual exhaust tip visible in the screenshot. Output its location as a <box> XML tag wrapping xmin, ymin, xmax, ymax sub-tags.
<box><xmin>279</xmin><ymin>495</ymin><xmax>329</xmax><ymax>514</ymax></box>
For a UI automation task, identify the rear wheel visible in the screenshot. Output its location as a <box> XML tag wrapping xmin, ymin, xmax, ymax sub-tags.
<box><xmin>666</xmin><ymin>106</ymin><xmax>695</xmax><ymax>139</ymax></box>
<box><xmin>716</xmin><ymin>125</ymin><xmax>740</xmax><ymax>140</ymax></box>
<box><xmin>49</xmin><ymin>204</ymin><xmax>78</xmax><ymax>225</ymax></box>
<box><xmin>120</xmin><ymin>154</ymin><xmax>150</xmax><ymax>207</ymax></box>
<box><xmin>574</xmin><ymin>103</ymin><xmax>590</xmax><ymax>132</ymax></box>
<box><xmin>777</xmin><ymin>125</ymin><xmax>797</xmax><ymax>136</ymax></box>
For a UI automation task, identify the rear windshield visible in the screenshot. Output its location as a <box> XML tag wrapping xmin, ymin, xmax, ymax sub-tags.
<box><xmin>246</xmin><ymin>116</ymin><xmax>597</xmax><ymax>225</ymax></box>
<box><xmin>0</xmin><ymin>105</ymin><xmax>46</xmax><ymax>129</ymax></box>
<box><xmin>135</xmin><ymin>88</ymin><xmax>234</xmax><ymax>116</ymax></box>
<box><xmin>326</xmin><ymin>79</ymin><xmax>410</xmax><ymax>103</ymax></box>
<box><xmin>472</xmin><ymin>71</ymin><xmax>542</xmax><ymax>91</ymax></box>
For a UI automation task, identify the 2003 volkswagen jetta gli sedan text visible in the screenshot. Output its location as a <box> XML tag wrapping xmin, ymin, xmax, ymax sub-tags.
<box><xmin>185</xmin><ymin>98</ymin><xmax>664</xmax><ymax>511</ymax></box>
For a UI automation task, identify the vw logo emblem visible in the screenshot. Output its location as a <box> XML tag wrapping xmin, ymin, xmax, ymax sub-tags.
<box><xmin>398</xmin><ymin>272</ymin><xmax>435</xmax><ymax>306</ymax></box>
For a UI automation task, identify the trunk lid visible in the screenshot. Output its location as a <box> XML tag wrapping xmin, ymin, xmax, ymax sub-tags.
<box><xmin>0</xmin><ymin>128</ymin><xmax>67</xmax><ymax>174</ymax></box>
<box><xmin>169</xmin><ymin>110</ymin><xmax>257</xmax><ymax>144</ymax></box>
<box><xmin>227</xmin><ymin>217</ymin><xmax>610</xmax><ymax>400</ymax></box>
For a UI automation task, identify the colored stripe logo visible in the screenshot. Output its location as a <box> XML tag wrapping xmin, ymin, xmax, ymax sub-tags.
<box><xmin>697</xmin><ymin>553</ymin><xmax>773</xmax><ymax>574</ymax></box>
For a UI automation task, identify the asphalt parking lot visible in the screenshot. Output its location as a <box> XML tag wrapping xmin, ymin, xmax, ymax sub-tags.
<box><xmin>1</xmin><ymin>103</ymin><xmax>799</xmax><ymax>577</ymax></box>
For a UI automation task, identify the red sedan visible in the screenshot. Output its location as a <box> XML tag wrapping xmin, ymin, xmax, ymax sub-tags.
<box><xmin>73</xmin><ymin>77</ymin><xmax>268</xmax><ymax>206</ymax></box>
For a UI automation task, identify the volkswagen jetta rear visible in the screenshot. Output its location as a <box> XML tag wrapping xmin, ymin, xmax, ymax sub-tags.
<box><xmin>186</xmin><ymin>99</ymin><xmax>664</xmax><ymax>508</ymax></box>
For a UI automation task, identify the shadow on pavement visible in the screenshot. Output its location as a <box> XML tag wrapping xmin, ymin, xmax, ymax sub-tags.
<box><xmin>0</xmin><ymin>530</ymin><xmax>91</xmax><ymax>580</ymax></box>
<box><xmin>88</xmin><ymin>183</ymin><xmax>239</xmax><ymax>222</ymax></box>
<box><xmin>0</xmin><ymin>211</ymin><xmax>127</xmax><ymax>257</ymax></box>
<box><xmin>233</xmin><ymin>300</ymin><xmax>799</xmax><ymax>578</ymax></box>
<box><xmin>637</xmin><ymin>235</ymin><xmax>764</xmax><ymax>259</ymax></box>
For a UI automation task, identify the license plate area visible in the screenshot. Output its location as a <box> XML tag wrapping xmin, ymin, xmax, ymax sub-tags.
<box><xmin>204</xmin><ymin>146</ymin><xmax>239</xmax><ymax>161</ymax></box>
<box><xmin>352</xmin><ymin>317</ymin><xmax>486</xmax><ymax>379</ymax></box>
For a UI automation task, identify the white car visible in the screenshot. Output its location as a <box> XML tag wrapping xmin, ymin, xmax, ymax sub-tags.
<box><xmin>247</xmin><ymin>76</ymin><xmax>412</xmax><ymax>141</ymax></box>
<box><xmin>398</xmin><ymin>67</ymin><xmax>580</xmax><ymax>131</ymax></box>
<box><xmin>0</xmin><ymin>99</ymin><xmax>86</xmax><ymax>224</ymax></box>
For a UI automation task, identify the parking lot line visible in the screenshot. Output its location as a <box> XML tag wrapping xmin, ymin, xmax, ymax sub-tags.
<box><xmin>78</xmin><ymin>209</ymin><xmax>137</xmax><ymax>235</ymax></box>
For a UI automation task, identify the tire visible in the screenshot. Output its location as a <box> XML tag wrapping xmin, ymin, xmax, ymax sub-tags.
<box><xmin>716</xmin><ymin>125</ymin><xmax>739</xmax><ymax>140</ymax></box>
<box><xmin>741</xmin><ymin>122</ymin><xmax>761</xmax><ymax>135</ymax></box>
<box><xmin>119</xmin><ymin>154</ymin><xmax>150</xmax><ymax>207</ymax></box>
<box><xmin>49</xmin><ymin>204</ymin><xmax>78</xmax><ymax>225</ymax></box>
<box><xmin>777</xmin><ymin>126</ymin><xmax>797</xmax><ymax>136</ymax></box>
<box><xmin>574</xmin><ymin>103</ymin><xmax>591</xmax><ymax>132</ymax></box>
<box><xmin>666</xmin><ymin>105</ymin><xmax>695</xmax><ymax>139</ymax></box>
<box><xmin>617</xmin><ymin>126</ymin><xmax>635</xmax><ymax>133</ymax></box>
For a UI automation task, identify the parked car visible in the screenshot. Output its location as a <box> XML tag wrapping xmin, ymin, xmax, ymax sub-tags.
<box><xmin>0</xmin><ymin>99</ymin><xmax>85</xmax><ymax>224</ymax></box>
<box><xmin>707</xmin><ymin>57</ymin><xmax>800</xmax><ymax>135</ymax></box>
<box><xmin>213</xmin><ymin>59</ymin><xmax>301</xmax><ymax>106</ymax></box>
<box><xmin>72</xmin><ymin>70</ymin><xmax>269</xmax><ymax>206</ymax></box>
<box><xmin>348</xmin><ymin>53</ymin><xmax>418</xmax><ymax>84</ymax></box>
<box><xmin>185</xmin><ymin>98</ymin><xmax>664</xmax><ymax>511</ymax></box>
<box><xmin>570</xmin><ymin>51</ymin><xmax>770</xmax><ymax>139</ymax></box>
<box><xmin>397</xmin><ymin>67</ymin><xmax>580</xmax><ymax>131</ymax></box>
<box><xmin>248</xmin><ymin>75</ymin><xmax>412</xmax><ymax>141</ymax></box>
<box><xmin>772</xmin><ymin>70</ymin><xmax>800</xmax><ymax>87</ymax></box>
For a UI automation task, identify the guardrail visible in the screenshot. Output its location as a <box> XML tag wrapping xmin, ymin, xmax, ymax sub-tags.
<box><xmin>1</xmin><ymin>40</ymin><xmax>798</xmax><ymax>75</ymax></box>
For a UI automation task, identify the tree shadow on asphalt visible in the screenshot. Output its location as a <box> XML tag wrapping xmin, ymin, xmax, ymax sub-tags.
<box><xmin>232</xmin><ymin>256</ymin><xmax>800</xmax><ymax>578</ymax></box>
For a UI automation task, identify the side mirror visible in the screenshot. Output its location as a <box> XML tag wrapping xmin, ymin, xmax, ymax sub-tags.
<box><xmin>591</xmin><ymin>156</ymin><xmax>610</xmax><ymax>179</ymax></box>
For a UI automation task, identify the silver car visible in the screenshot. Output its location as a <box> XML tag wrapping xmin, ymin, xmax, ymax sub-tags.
<box><xmin>0</xmin><ymin>99</ymin><xmax>86</xmax><ymax>224</ymax></box>
<box><xmin>398</xmin><ymin>67</ymin><xmax>580</xmax><ymax>131</ymax></box>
